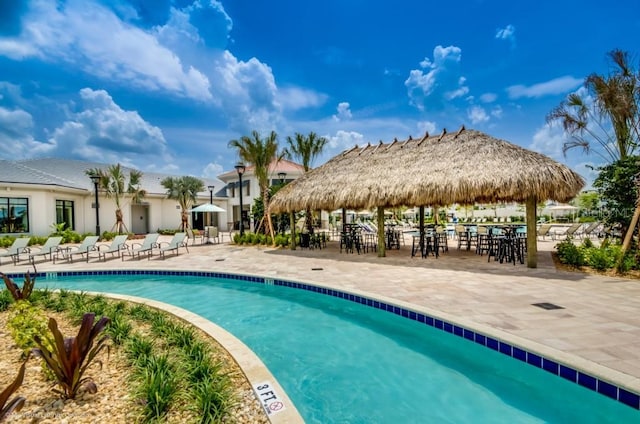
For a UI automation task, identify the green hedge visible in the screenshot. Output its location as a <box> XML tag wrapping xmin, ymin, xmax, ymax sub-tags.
<box><xmin>555</xmin><ymin>238</ymin><xmax>638</xmax><ymax>273</ymax></box>
<box><xmin>233</xmin><ymin>233</ymin><xmax>290</xmax><ymax>247</ymax></box>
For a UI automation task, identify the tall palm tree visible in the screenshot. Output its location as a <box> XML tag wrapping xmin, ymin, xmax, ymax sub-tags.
<box><xmin>228</xmin><ymin>130</ymin><xmax>282</xmax><ymax>241</ymax></box>
<box><xmin>160</xmin><ymin>176</ymin><xmax>205</xmax><ymax>231</ymax></box>
<box><xmin>284</xmin><ymin>131</ymin><xmax>328</xmax><ymax>232</ymax></box>
<box><xmin>547</xmin><ymin>49</ymin><xmax>639</xmax><ymax>162</ymax></box>
<box><xmin>85</xmin><ymin>164</ymin><xmax>146</xmax><ymax>234</ymax></box>
<box><xmin>548</xmin><ymin>49</ymin><xmax>640</xmax><ymax>265</ymax></box>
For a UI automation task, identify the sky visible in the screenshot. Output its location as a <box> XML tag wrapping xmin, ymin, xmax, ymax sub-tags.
<box><xmin>0</xmin><ymin>0</ymin><xmax>638</xmax><ymax>187</ymax></box>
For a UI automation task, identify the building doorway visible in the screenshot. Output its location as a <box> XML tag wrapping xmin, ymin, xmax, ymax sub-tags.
<box><xmin>131</xmin><ymin>204</ymin><xmax>149</xmax><ymax>234</ymax></box>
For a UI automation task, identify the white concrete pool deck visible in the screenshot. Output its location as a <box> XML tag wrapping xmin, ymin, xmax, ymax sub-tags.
<box><xmin>3</xmin><ymin>234</ymin><xmax>640</xmax><ymax>412</ymax></box>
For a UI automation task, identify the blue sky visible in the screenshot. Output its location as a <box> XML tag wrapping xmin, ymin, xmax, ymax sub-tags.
<box><xmin>0</xmin><ymin>1</ymin><xmax>638</xmax><ymax>186</ymax></box>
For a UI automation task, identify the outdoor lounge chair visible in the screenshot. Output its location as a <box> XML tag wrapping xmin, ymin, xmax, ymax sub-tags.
<box><xmin>582</xmin><ymin>221</ymin><xmax>602</xmax><ymax>239</ymax></box>
<box><xmin>562</xmin><ymin>223</ymin><xmax>585</xmax><ymax>239</ymax></box>
<box><xmin>124</xmin><ymin>233</ymin><xmax>159</xmax><ymax>260</ymax></box>
<box><xmin>158</xmin><ymin>232</ymin><xmax>188</xmax><ymax>259</ymax></box>
<box><xmin>97</xmin><ymin>234</ymin><xmax>130</xmax><ymax>261</ymax></box>
<box><xmin>60</xmin><ymin>235</ymin><xmax>100</xmax><ymax>263</ymax></box>
<box><xmin>536</xmin><ymin>224</ymin><xmax>553</xmax><ymax>240</ymax></box>
<box><xmin>28</xmin><ymin>236</ymin><xmax>63</xmax><ymax>265</ymax></box>
<box><xmin>0</xmin><ymin>237</ymin><xmax>31</xmax><ymax>266</ymax></box>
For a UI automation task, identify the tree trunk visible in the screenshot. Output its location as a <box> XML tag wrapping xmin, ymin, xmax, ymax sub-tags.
<box><xmin>263</xmin><ymin>191</ymin><xmax>276</xmax><ymax>246</ymax></box>
<box><xmin>181</xmin><ymin>210</ymin><xmax>189</xmax><ymax>232</ymax></box>
<box><xmin>289</xmin><ymin>211</ymin><xmax>296</xmax><ymax>250</ymax></box>
<box><xmin>113</xmin><ymin>208</ymin><xmax>129</xmax><ymax>234</ymax></box>
<box><xmin>617</xmin><ymin>200</ymin><xmax>640</xmax><ymax>271</ymax></box>
<box><xmin>305</xmin><ymin>207</ymin><xmax>313</xmax><ymax>233</ymax></box>
<box><xmin>526</xmin><ymin>196</ymin><xmax>537</xmax><ymax>268</ymax></box>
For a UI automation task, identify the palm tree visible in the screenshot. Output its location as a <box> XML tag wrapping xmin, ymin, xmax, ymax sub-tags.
<box><xmin>548</xmin><ymin>49</ymin><xmax>640</xmax><ymax>267</ymax></box>
<box><xmin>85</xmin><ymin>164</ymin><xmax>146</xmax><ymax>234</ymax></box>
<box><xmin>228</xmin><ymin>130</ymin><xmax>282</xmax><ymax>241</ymax></box>
<box><xmin>284</xmin><ymin>132</ymin><xmax>328</xmax><ymax>232</ymax></box>
<box><xmin>547</xmin><ymin>49</ymin><xmax>639</xmax><ymax>162</ymax></box>
<box><xmin>160</xmin><ymin>176</ymin><xmax>205</xmax><ymax>231</ymax></box>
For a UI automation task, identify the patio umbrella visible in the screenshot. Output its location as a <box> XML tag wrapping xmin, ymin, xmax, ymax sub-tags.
<box><xmin>188</xmin><ymin>203</ymin><xmax>226</xmax><ymax>213</ymax></box>
<box><xmin>189</xmin><ymin>203</ymin><xmax>226</xmax><ymax>229</ymax></box>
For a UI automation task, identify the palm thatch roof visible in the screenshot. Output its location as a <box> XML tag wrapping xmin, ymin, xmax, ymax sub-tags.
<box><xmin>270</xmin><ymin>128</ymin><xmax>584</xmax><ymax>213</ymax></box>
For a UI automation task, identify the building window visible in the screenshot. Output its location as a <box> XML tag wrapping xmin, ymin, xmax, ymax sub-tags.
<box><xmin>0</xmin><ymin>197</ymin><xmax>29</xmax><ymax>233</ymax></box>
<box><xmin>56</xmin><ymin>200</ymin><xmax>75</xmax><ymax>230</ymax></box>
<box><xmin>245</xmin><ymin>182</ymin><xmax>250</xmax><ymax>196</ymax></box>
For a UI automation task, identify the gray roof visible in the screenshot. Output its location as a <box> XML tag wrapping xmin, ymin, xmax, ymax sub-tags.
<box><xmin>0</xmin><ymin>158</ymin><xmax>224</xmax><ymax>197</ymax></box>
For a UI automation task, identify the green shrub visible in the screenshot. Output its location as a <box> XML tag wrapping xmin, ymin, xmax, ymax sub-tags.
<box><xmin>555</xmin><ymin>239</ymin><xmax>584</xmax><ymax>267</ymax></box>
<box><xmin>581</xmin><ymin>237</ymin><xmax>594</xmax><ymax>248</ymax></box>
<box><xmin>125</xmin><ymin>334</ymin><xmax>155</xmax><ymax>369</ymax></box>
<box><xmin>106</xmin><ymin>314</ymin><xmax>132</xmax><ymax>345</ymax></box>
<box><xmin>584</xmin><ymin>245</ymin><xmax>620</xmax><ymax>271</ymax></box>
<box><xmin>128</xmin><ymin>304</ymin><xmax>154</xmax><ymax>321</ymax></box>
<box><xmin>7</xmin><ymin>301</ymin><xmax>50</xmax><ymax>355</ymax></box>
<box><xmin>29</xmin><ymin>236</ymin><xmax>49</xmax><ymax>246</ymax></box>
<box><xmin>0</xmin><ymin>290</ymin><xmax>12</xmax><ymax>312</ymax></box>
<box><xmin>49</xmin><ymin>222</ymin><xmax>83</xmax><ymax>243</ymax></box>
<box><xmin>137</xmin><ymin>354</ymin><xmax>177</xmax><ymax>422</ymax></box>
<box><xmin>0</xmin><ymin>236</ymin><xmax>16</xmax><ymax>248</ymax></box>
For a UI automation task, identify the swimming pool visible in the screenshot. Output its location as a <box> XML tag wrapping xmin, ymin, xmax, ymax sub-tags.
<box><xmin>37</xmin><ymin>271</ymin><xmax>640</xmax><ymax>423</ymax></box>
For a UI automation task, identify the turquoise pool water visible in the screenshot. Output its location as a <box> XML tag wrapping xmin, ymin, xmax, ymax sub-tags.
<box><xmin>42</xmin><ymin>274</ymin><xmax>639</xmax><ymax>423</ymax></box>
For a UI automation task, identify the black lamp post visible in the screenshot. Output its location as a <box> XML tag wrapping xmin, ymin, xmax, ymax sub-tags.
<box><xmin>234</xmin><ymin>163</ymin><xmax>246</xmax><ymax>236</ymax></box>
<box><xmin>207</xmin><ymin>185</ymin><xmax>215</xmax><ymax>227</ymax></box>
<box><xmin>278</xmin><ymin>172</ymin><xmax>286</xmax><ymax>184</ymax></box>
<box><xmin>90</xmin><ymin>175</ymin><xmax>101</xmax><ymax>237</ymax></box>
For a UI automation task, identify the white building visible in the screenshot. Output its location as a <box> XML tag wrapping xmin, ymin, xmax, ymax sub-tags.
<box><xmin>0</xmin><ymin>158</ymin><xmax>304</xmax><ymax>237</ymax></box>
<box><xmin>217</xmin><ymin>159</ymin><xmax>305</xmax><ymax>232</ymax></box>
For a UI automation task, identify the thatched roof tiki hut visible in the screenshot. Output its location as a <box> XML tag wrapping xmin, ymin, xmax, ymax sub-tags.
<box><xmin>269</xmin><ymin>127</ymin><xmax>584</xmax><ymax>268</ymax></box>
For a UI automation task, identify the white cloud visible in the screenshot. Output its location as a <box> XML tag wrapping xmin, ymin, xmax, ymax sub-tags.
<box><xmin>495</xmin><ymin>24</ymin><xmax>516</xmax><ymax>47</ymax></box>
<box><xmin>326</xmin><ymin>130</ymin><xmax>365</xmax><ymax>151</ymax></box>
<box><xmin>278</xmin><ymin>87</ymin><xmax>328</xmax><ymax>111</ymax></box>
<box><xmin>203</xmin><ymin>162</ymin><xmax>224</xmax><ymax>179</ymax></box>
<box><xmin>405</xmin><ymin>45</ymin><xmax>468</xmax><ymax>110</ymax></box>
<box><xmin>491</xmin><ymin>105</ymin><xmax>503</xmax><ymax>119</ymax></box>
<box><xmin>480</xmin><ymin>93</ymin><xmax>497</xmax><ymax>103</ymax></box>
<box><xmin>48</xmin><ymin>88</ymin><xmax>169</xmax><ymax>165</ymax></box>
<box><xmin>417</xmin><ymin>121</ymin><xmax>437</xmax><ymax>136</ymax></box>
<box><xmin>332</xmin><ymin>102</ymin><xmax>353</xmax><ymax>121</ymax></box>
<box><xmin>468</xmin><ymin>106</ymin><xmax>489</xmax><ymax>124</ymax></box>
<box><xmin>0</xmin><ymin>1</ymin><xmax>212</xmax><ymax>101</ymax></box>
<box><xmin>530</xmin><ymin>123</ymin><xmax>565</xmax><ymax>160</ymax></box>
<box><xmin>0</xmin><ymin>106</ymin><xmax>54</xmax><ymax>158</ymax></box>
<box><xmin>213</xmin><ymin>51</ymin><xmax>282</xmax><ymax>132</ymax></box>
<box><xmin>507</xmin><ymin>76</ymin><xmax>583</xmax><ymax>99</ymax></box>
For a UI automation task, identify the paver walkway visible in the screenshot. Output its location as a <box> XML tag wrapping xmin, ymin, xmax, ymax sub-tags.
<box><xmin>4</xmin><ymin>235</ymin><xmax>640</xmax><ymax>395</ymax></box>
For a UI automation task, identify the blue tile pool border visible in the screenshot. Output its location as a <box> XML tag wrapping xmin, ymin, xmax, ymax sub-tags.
<box><xmin>7</xmin><ymin>269</ymin><xmax>640</xmax><ymax>411</ymax></box>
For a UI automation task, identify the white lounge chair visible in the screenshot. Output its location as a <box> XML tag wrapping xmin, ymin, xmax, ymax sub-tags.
<box><xmin>61</xmin><ymin>235</ymin><xmax>100</xmax><ymax>263</ymax></box>
<box><xmin>97</xmin><ymin>235</ymin><xmax>130</xmax><ymax>261</ymax></box>
<box><xmin>124</xmin><ymin>233</ymin><xmax>159</xmax><ymax>260</ymax></box>
<box><xmin>158</xmin><ymin>233</ymin><xmax>189</xmax><ymax>259</ymax></box>
<box><xmin>28</xmin><ymin>237</ymin><xmax>63</xmax><ymax>265</ymax></box>
<box><xmin>0</xmin><ymin>237</ymin><xmax>31</xmax><ymax>265</ymax></box>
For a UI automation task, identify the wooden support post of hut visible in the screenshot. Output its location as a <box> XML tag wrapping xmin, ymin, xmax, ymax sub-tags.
<box><xmin>377</xmin><ymin>208</ymin><xmax>386</xmax><ymax>257</ymax></box>
<box><xmin>289</xmin><ymin>211</ymin><xmax>296</xmax><ymax>250</ymax></box>
<box><xmin>526</xmin><ymin>196</ymin><xmax>537</xmax><ymax>268</ymax></box>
